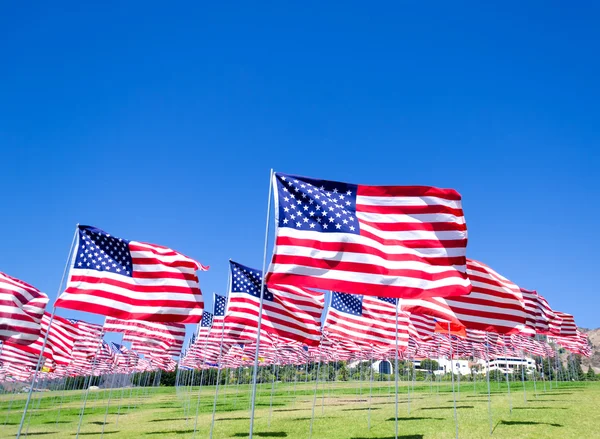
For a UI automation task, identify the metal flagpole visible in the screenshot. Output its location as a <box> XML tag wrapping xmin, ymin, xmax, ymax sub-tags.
<box><xmin>406</xmin><ymin>353</ymin><xmax>411</xmax><ymax>414</ymax></box>
<box><xmin>394</xmin><ymin>300</ymin><xmax>400</xmax><ymax>439</ymax></box>
<box><xmin>234</xmin><ymin>366</ymin><xmax>242</xmax><ymax>409</ymax></box>
<box><xmin>100</xmin><ymin>372</ymin><xmax>118</xmax><ymax>439</ymax></box>
<box><xmin>268</xmin><ymin>358</ymin><xmax>277</xmax><ymax>427</ymax></box>
<box><xmin>520</xmin><ymin>350</ymin><xmax>527</xmax><ymax>403</ymax></box>
<box><xmin>502</xmin><ymin>337</ymin><xmax>512</xmax><ymax>415</ymax></box>
<box><xmin>75</xmin><ymin>333</ymin><xmax>105</xmax><ymax>439</ymax></box>
<box><xmin>448</xmin><ymin>322</ymin><xmax>458</xmax><ymax>439</ymax></box>
<box><xmin>320</xmin><ymin>361</ymin><xmax>327</xmax><ymax>415</ymax></box>
<box><xmin>485</xmin><ymin>335</ymin><xmax>492</xmax><ymax>436</ymax></box>
<box><xmin>308</xmin><ymin>351</ymin><xmax>321</xmax><ymax>439</ymax></box>
<box><xmin>16</xmin><ymin>225</ymin><xmax>78</xmax><ymax>439</ymax></box>
<box><xmin>191</xmin><ymin>365</ymin><xmax>206</xmax><ymax>439</ymax></box>
<box><xmin>368</xmin><ymin>348</ymin><xmax>374</xmax><ymax>430</ymax></box>
<box><xmin>248</xmin><ymin>169</ymin><xmax>274</xmax><ymax>439</ymax></box>
<box><xmin>209</xmin><ymin>288</ymin><xmax>231</xmax><ymax>439</ymax></box>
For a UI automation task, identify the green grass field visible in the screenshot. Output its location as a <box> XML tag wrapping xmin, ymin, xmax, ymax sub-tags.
<box><xmin>2</xmin><ymin>380</ymin><xmax>600</xmax><ymax>438</ymax></box>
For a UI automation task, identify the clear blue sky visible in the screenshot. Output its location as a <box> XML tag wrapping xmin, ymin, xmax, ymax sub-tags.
<box><xmin>1</xmin><ymin>2</ymin><xmax>599</xmax><ymax>340</ymax></box>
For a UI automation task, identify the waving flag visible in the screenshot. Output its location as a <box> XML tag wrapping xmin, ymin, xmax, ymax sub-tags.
<box><xmin>266</xmin><ymin>173</ymin><xmax>470</xmax><ymax>299</ymax></box>
<box><xmin>55</xmin><ymin>225</ymin><xmax>207</xmax><ymax>323</ymax></box>
<box><xmin>324</xmin><ymin>292</ymin><xmax>409</xmax><ymax>349</ymax></box>
<box><xmin>400</xmin><ymin>259</ymin><xmax>527</xmax><ymax>334</ymax></box>
<box><xmin>103</xmin><ymin>317</ymin><xmax>185</xmax><ymax>349</ymax></box>
<box><xmin>10</xmin><ymin>313</ymin><xmax>77</xmax><ymax>366</ymax></box>
<box><xmin>552</xmin><ymin>312</ymin><xmax>577</xmax><ymax>336</ymax></box>
<box><xmin>0</xmin><ymin>272</ymin><xmax>49</xmax><ymax>345</ymax></box>
<box><xmin>225</xmin><ymin>261</ymin><xmax>325</xmax><ymax>346</ymax></box>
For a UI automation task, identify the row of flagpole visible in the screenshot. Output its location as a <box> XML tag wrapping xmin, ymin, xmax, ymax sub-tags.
<box><xmin>4</xmin><ymin>169</ymin><xmax>590</xmax><ymax>439</ymax></box>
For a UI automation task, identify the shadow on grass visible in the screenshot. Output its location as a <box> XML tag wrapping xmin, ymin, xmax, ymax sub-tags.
<box><xmin>352</xmin><ymin>436</ymin><xmax>424</xmax><ymax>439</ymax></box>
<box><xmin>420</xmin><ymin>406</ymin><xmax>474</xmax><ymax>410</ymax></box>
<box><xmin>498</xmin><ymin>420</ymin><xmax>563</xmax><ymax>428</ymax></box>
<box><xmin>148</xmin><ymin>417</ymin><xmax>188</xmax><ymax>422</ymax></box>
<box><xmin>342</xmin><ymin>407</ymin><xmax>381</xmax><ymax>411</ymax></box>
<box><xmin>386</xmin><ymin>417</ymin><xmax>444</xmax><ymax>421</ymax></box>
<box><xmin>16</xmin><ymin>433</ymin><xmax>57</xmax><ymax>436</ymax></box>
<box><xmin>44</xmin><ymin>420</ymin><xmax>72</xmax><ymax>424</ymax></box>
<box><xmin>255</xmin><ymin>403</ymin><xmax>286</xmax><ymax>407</ymax></box>
<box><xmin>216</xmin><ymin>417</ymin><xmax>250</xmax><ymax>421</ymax></box>
<box><xmin>273</xmin><ymin>408</ymin><xmax>305</xmax><ymax>412</ymax></box>
<box><xmin>513</xmin><ymin>407</ymin><xmax>567</xmax><ymax>410</ymax></box>
<box><xmin>232</xmin><ymin>433</ymin><xmax>287</xmax><ymax>438</ymax></box>
<box><xmin>72</xmin><ymin>433</ymin><xmax>119</xmax><ymax>436</ymax></box>
<box><xmin>145</xmin><ymin>430</ymin><xmax>195</xmax><ymax>435</ymax></box>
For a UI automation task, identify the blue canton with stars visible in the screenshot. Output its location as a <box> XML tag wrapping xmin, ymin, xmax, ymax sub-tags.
<box><xmin>377</xmin><ymin>296</ymin><xmax>398</xmax><ymax>306</ymax></box>
<box><xmin>214</xmin><ymin>294</ymin><xmax>227</xmax><ymax>316</ymax></box>
<box><xmin>331</xmin><ymin>292</ymin><xmax>363</xmax><ymax>316</ymax></box>
<box><xmin>275</xmin><ymin>173</ymin><xmax>360</xmax><ymax>234</ymax></box>
<box><xmin>200</xmin><ymin>311</ymin><xmax>214</xmax><ymax>328</ymax></box>
<box><xmin>74</xmin><ymin>225</ymin><xmax>133</xmax><ymax>277</ymax></box>
<box><xmin>229</xmin><ymin>261</ymin><xmax>273</xmax><ymax>301</ymax></box>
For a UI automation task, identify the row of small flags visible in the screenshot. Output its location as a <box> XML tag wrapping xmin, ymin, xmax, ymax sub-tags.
<box><xmin>0</xmin><ymin>172</ymin><xmax>591</xmax><ymax>381</ymax></box>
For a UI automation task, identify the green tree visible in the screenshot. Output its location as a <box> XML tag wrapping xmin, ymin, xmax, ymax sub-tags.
<box><xmin>586</xmin><ymin>366</ymin><xmax>596</xmax><ymax>381</ymax></box>
<box><xmin>419</xmin><ymin>359</ymin><xmax>440</xmax><ymax>372</ymax></box>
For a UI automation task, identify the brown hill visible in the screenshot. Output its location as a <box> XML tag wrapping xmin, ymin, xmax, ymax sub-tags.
<box><xmin>578</xmin><ymin>327</ymin><xmax>600</xmax><ymax>373</ymax></box>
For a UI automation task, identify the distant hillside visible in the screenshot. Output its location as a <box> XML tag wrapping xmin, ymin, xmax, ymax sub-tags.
<box><xmin>578</xmin><ymin>327</ymin><xmax>600</xmax><ymax>373</ymax></box>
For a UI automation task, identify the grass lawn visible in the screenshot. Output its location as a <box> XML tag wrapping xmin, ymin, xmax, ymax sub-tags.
<box><xmin>2</xmin><ymin>380</ymin><xmax>599</xmax><ymax>438</ymax></box>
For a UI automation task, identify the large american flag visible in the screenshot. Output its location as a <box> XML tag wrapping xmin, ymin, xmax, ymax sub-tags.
<box><xmin>0</xmin><ymin>272</ymin><xmax>49</xmax><ymax>345</ymax></box>
<box><xmin>55</xmin><ymin>225</ymin><xmax>208</xmax><ymax>323</ymax></box>
<box><xmin>224</xmin><ymin>260</ymin><xmax>325</xmax><ymax>346</ymax></box>
<box><xmin>266</xmin><ymin>173</ymin><xmax>470</xmax><ymax>299</ymax></box>
<box><xmin>323</xmin><ymin>292</ymin><xmax>409</xmax><ymax>349</ymax></box>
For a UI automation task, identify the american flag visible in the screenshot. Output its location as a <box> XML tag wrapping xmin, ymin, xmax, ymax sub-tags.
<box><xmin>68</xmin><ymin>319</ymin><xmax>104</xmax><ymax>357</ymax></box>
<box><xmin>266</xmin><ymin>173</ymin><xmax>470</xmax><ymax>299</ymax></box>
<box><xmin>552</xmin><ymin>311</ymin><xmax>577</xmax><ymax>337</ymax></box>
<box><xmin>55</xmin><ymin>225</ymin><xmax>208</xmax><ymax>323</ymax></box>
<box><xmin>0</xmin><ymin>342</ymin><xmax>39</xmax><ymax>369</ymax></box>
<box><xmin>10</xmin><ymin>313</ymin><xmax>77</xmax><ymax>366</ymax></box>
<box><xmin>400</xmin><ymin>259</ymin><xmax>527</xmax><ymax>334</ymax></box>
<box><xmin>197</xmin><ymin>310</ymin><xmax>214</xmax><ymax>339</ymax></box>
<box><xmin>207</xmin><ymin>294</ymin><xmax>239</xmax><ymax>342</ymax></box>
<box><xmin>0</xmin><ymin>272</ymin><xmax>49</xmax><ymax>345</ymax></box>
<box><xmin>324</xmin><ymin>292</ymin><xmax>409</xmax><ymax>349</ymax></box>
<box><xmin>225</xmin><ymin>261</ymin><xmax>325</xmax><ymax>346</ymax></box>
<box><xmin>533</xmin><ymin>293</ymin><xmax>557</xmax><ymax>335</ymax></box>
<box><xmin>443</xmin><ymin>259</ymin><xmax>527</xmax><ymax>333</ymax></box>
<box><xmin>110</xmin><ymin>342</ymin><xmax>138</xmax><ymax>369</ymax></box>
<box><xmin>103</xmin><ymin>317</ymin><xmax>185</xmax><ymax>350</ymax></box>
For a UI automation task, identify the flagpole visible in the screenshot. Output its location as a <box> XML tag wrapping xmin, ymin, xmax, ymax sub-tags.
<box><xmin>520</xmin><ymin>349</ymin><xmax>527</xmax><ymax>403</ymax></box>
<box><xmin>75</xmin><ymin>333</ymin><xmax>104</xmax><ymax>439</ymax></box>
<box><xmin>248</xmin><ymin>169</ymin><xmax>274</xmax><ymax>439</ymax></box>
<box><xmin>308</xmin><ymin>350</ymin><xmax>321</xmax><ymax>439</ymax></box>
<box><xmin>394</xmin><ymin>300</ymin><xmax>399</xmax><ymax>439</ymax></box>
<box><xmin>209</xmin><ymin>287</ymin><xmax>230</xmax><ymax>439</ymax></box>
<box><xmin>448</xmin><ymin>322</ymin><xmax>458</xmax><ymax>439</ymax></box>
<box><xmin>367</xmin><ymin>347</ymin><xmax>374</xmax><ymax>430</ymax></box>
<box><xmin>502</xmin><ymin>336</ymin><xmax>512</xmax><ymax>415</ymax></box>
<box><xmin>485</xmin><ymin>334</ymin><xmax>493</xmax><ymax>435</ymax></box>
<box><xmin>16</xmin><ymin>225</ymin><xmax>78</xmax><ymax>439</ymax></box>
<box><xmin>268</xmin><ymin>356</ymin><xmax>277</xmax><ymax>427</ymax></box>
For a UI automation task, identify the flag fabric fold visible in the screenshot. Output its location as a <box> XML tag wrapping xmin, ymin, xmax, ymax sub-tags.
<box><xmin>55</xmin><ymin>225</ymin><xmax>207</xmax><ymax>323</ymax></box>
<box><xmin>266</xmin><ymin>173</ymin><xmax>470</xmax><ymax>299</ymax></box>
